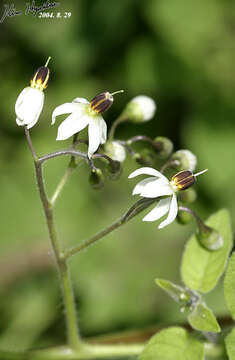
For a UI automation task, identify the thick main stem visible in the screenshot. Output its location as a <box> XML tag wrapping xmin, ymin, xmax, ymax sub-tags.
<box><xmin>25</xmin><ymin>129</ymin><xmax>82</xmax><ymax>349</ymax></box>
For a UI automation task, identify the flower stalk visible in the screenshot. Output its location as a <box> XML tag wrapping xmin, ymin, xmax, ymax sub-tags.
<box><xmin>65</xmin><ymin>197</ymin><xmax>155</xmax><ymax>259</ymax></box>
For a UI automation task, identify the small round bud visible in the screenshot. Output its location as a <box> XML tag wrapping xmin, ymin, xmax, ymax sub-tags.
<box><xmin>104</xmin><ymin>141</ymin><xmax>126</xmax><ymax>162</ymax></box>
<box><xmin>89</xmin><ymin>168</ymin><xmax>104</xmax><ymax>189</ymax></box>
<box><xmin>106</xmin><ymin>160</ymin><xmax>122</xmax><ymax>181</ymax></box>
<box><xmin>122</xmin><ymin>95</ymin><xmax>156</xmax><ymax>123</ymax></box>
<box><xmin>197</xmin><ymin>227</ymin><xmax>224</xmax><ymax>251</ymax></box>
<box><xmin>171</xmin><ymin>170</ymin><xmax>195</xmax><ymax>191</ymax></box>
<box><xmin>135</xmin><ymin>149</ymin><xmax>155</xmax><ymax>166</ymax></box>
<box><xmin>178</xmin><ymin>188</ymin><xmax>197</xmax><ymax>203</ymax></box>
<box><xmin>171</xmin><ymin>150</ymin><xmax>197</xmax><ymax>172</ymax></box>
<box><xmin>154</xmin><ymin>136</ymin><xmax>173</xmax><ymax>159</ymax></box>
<box><xmin>177</xmin><ymin>210</ymin><xmax>193</xmax><ymax>225</ymax></box>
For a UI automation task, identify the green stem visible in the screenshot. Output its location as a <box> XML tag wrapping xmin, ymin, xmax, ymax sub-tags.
<box><xmin>51</xmin><ymin>134</ymin><xmax>81</xmax><ymax>206</ymax></box>
<box><xmin>51</xmin><ymin>166</ymin><xmax>73</xmax><ymax>205</ymax></box>
<box><xmin>108</xmin><ymin>115</ymin><xmax>127</xmax><ymax>140</ymax></box>
<box><xmin>25</xmin><ymin>128</ymin><xmax>82</xmax><ymax>350</ymax></box>
<box><xmin>65</xmin><ymin>198</ymin><xmax>155</xmax><ymax>259</ymax></box>
<box><xmin>30</xmin><ymin>342</ymin><xmax>144</xmax><ymax>359</ymax></box>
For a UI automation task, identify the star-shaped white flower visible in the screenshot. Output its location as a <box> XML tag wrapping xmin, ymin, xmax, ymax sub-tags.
<box><xmin>52</xmin><ymin>97</ymin><xmax>107</xmax><ymax>159</ymax></box>
<box><xmin>129</xmin><ymin>167</ymin><xmax>177</xmax><ymax>229</ymax></box>
<box><xmin>129</xmin><ymin>167</ymin><xmax>207</xmax><ymax>229</ymax></box>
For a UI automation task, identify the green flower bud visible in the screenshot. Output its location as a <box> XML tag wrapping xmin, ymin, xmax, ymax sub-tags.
<box><xmin>178</xmin><ymin>188</ymin><xmax>197</xmax><ymax>203</ymax></box>
<box><xmin>171</xmin><ymin>149</ymin><xmax>197</xmax><ymax>172</ymax></box>
<box><xmin>89</xmin><ymin>168</ymin><xmax>104</xmax><ymax>189</ymax></box>
<box><xmin>106</xmin><ymin>160</ymin><xmax>122</xmax><ymax>180</ymax></box>
<box><xmin>177</xmin><ymin>210</ymin><xmax>193</xmax><ymax>225</ymax></box>
<box><xmin>197</xmin><ymin>227</ymin><xmax>224</xmax><ymax>251</ymax></box>
<box><xmin>154</xmin><ymin>136</ymin><xmax>173</xmax><ymax>159</ymax></box>
<box><xmin>135</xmin><ymin>149</ymin><xmax>155</xmax><ymax>166</ymax></box>
<box><xmin>121</xmin><ymin>95</ymin><xmax>156</xmax><ymax>123</ymax></box>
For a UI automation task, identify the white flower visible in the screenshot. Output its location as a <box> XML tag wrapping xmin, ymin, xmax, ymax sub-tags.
<box><xmin>15</xmin><ymin>58</ymin><xmax>50</xmax><ymax>129</ymax></box>
<box><xmin>129</xmin><ymin>167</ymin><xmax>178</xmax><ymax>229</ymax></box>
<box><xmin>104</xmin><ymin>141</ymin><xmax>126</xmax><ymax>162</ymax></box>
<box><xmin>128</xmin><ymin>167</ymin><xmax>207</xmax><ymax>229</ymax></box>
<box><xmin>15</xmin><ymin>87</ymin><xmax>44</xmax><ymax>129</ymax></box>
<box><xmin>52</xmin><ymin>97</ymin><xmax>108</xmax><ymax>159</ymax></box>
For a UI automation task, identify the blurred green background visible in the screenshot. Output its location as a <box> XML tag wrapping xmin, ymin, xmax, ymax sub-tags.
<box><xmin>0</xmin><ymin>0</ymin><xmax>235</xmax><ymax>351</ymax></box>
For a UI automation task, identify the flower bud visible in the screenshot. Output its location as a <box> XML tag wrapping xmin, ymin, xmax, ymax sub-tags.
<box><xmin>104</xmin><ymin>141</ymin><xmax>126</xmax><ymax>162</ymax></box>
<box><xmin>122</xmin><ymin>95</ymin><xmax>156</xmax><ymax>123</ymax></box>
<box><xmin>106</xmin><ymin>160</ymin><xmax>122</xmax><ymax>180</ymax></box>
<box><xmin>89</xmin><ymin>168</ymin><xmax>104</xmax><ymax>189</ymax></box>
<box><xmin>135</xmin><ymin>149</ymin><xmax>154</xmax><ymax>166</ymax></box>
<box><xmin>154</xmin><ymin>136</ymin><xmax>173</xmax><ymax>159</ymax></box>
<box><xmin>197</xmin><ymin>227</ymin><xmax>224</xmax><ymax>251</ymax></box>
<box><xmin>171</xmin><ymin>149</ymin><xmax>197</xmax><ymax>172</ymax></box>
<box><xmin>30</xmin><ymin>66</ymin><xmax>50</xmax><ymax>91</ymax></box>
<box><xmin>178</xmin><ymin>188</ymin><xmax>197</xmax><ymax>203</ymax></box>
<box><xmin>177</xmin><ymin>210</ymin><xmax>193</xmax><ymax>225</ymax></box>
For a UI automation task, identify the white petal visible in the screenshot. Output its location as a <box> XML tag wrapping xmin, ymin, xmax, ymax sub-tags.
<box><xmin>72</xmin><ymin>97</ymin><xmax>89</xmax><ymax>104</ymax></box>
<box><xmin>88</xmin><ymin>116</ymin><xmax>104</xmax><ymax>158</ymax></box>
<box><xmin>52</xmin><ymin>102</ymin><xmax>85</xmax><ymax>125</ymax></box>
<box><xmin>143</xmin><ymin>197</ymin><xmax>171</xmax><ymax>222</ymax></box>
<box><xmin>15</xmin><ymin>87</ymin><xmax>44</xmax><ymax>128</ymax></box>
<box><xmin>16</xmin><ymin>117</ymin><xmax>24</xmax><ymax>126</ymax></box>
<box><xmin>158</xmin><ymin>193</ymin><xmax>178</xmax><ymax>229</ymax></box>
<box><xmin>128</xmin><ymin>167</ymin><xmax>168</xmax><ymax>182</ymax></box>
<box><xmin>132</xmin><ymin>177</ymin><xmax>158</xmax><ymax>195</ymax></box>
<box><xmin>56</xmin><ymin>113</ymin><xmax>89</xmax><ymax>140</ymax></box>
<box><xmin>100</xmin><ymin>118</ymin><xmax>107</xmax><ymax>144</ymax></box>
<box><xmin>140</xmin><ymin>180</ymin><xmax>173</xmax><ymax>198</ymax></box>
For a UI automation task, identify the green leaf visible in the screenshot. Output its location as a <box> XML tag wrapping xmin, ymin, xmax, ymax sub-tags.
<box><xmin>156</xmin><ymin>278</ymin><xmax>190</xmax><ymax>304</ymax></box>
<box><xmin>181</xmin><ymin>209</ymin><xmax>232</xmax><ymax>293</ymax></box>
<box><xmin>188</xmin><ymin>302</ymin><xmax>221</xmax><ymax>333</ymax></box>
<box><xmin>225</xmin><ymin>327</ymin><xmax>235</xmax><ymax>360</ymax></box>
<box><xmin>139</xmin><ymin>327</ymin><xmax>204</xmax><ymax>360</ymax></box>
<box><xmin>224</xmin><ymin>252</ymin><xmax>235</xmax><ymax>320</ymax></box>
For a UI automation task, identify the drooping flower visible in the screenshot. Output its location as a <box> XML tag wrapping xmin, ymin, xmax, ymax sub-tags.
<box><xmin>129</xmin><ymin>167</ymin><xmax>207</xmax><ymax>229</ymax></box>
<box><xmin>122</xmin><ymin>95</ymin><xmax>156</xmax><ymax>123</ymax></box>
<box><xmin>52</xmin><ymin>90</ymin><xmax>123</xmax><ymax>159</ymax></box>
<box><xmin>15</xmin><ymin>57</ymin><xmax>50</xmax><ymax>129</ymax></box>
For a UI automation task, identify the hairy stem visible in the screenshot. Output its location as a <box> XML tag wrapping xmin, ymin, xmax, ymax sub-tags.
<box><xmin>25</xmin><ymin>128</ymin><xmax>82</xmax><ymax>349</ymax></box>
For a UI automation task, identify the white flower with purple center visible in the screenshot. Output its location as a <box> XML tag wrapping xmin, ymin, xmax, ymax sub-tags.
<box><xmin>129</xmin><ymin>167</ymin><xmax>207</xmax><ymax>229</ymax></box>
<box><xmin>52</xmin><ymin>91</ymin><xmax>123</xmax><ymax>159</ymax></box>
